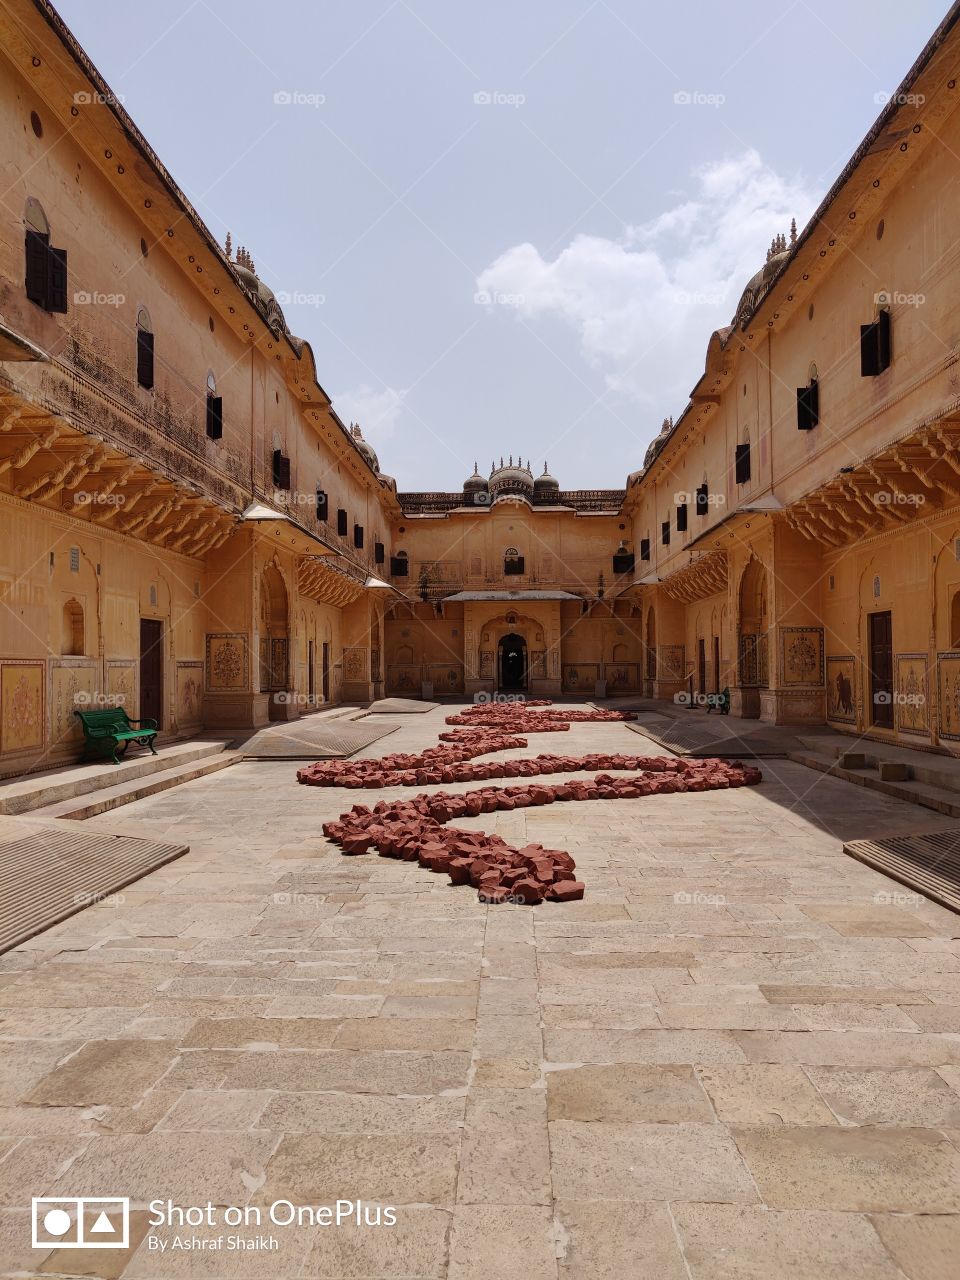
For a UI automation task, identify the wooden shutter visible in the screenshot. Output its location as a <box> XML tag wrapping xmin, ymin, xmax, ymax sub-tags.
<box><xmin>860</xmin><ymin>322</ymin><xmax>880</xmax><ymax>376</ymax></box>
<box><xmin>337</xmin><ymin>508</ymin><xmax>348</xmax><ymax>536</ymax></box>
<box><xmin>272</xmin><ymin>448</ymin><xmax>283</xmax><ymax>486</ymax></box>
<box><xmin>316</xmin><ymin>489</ymin><xmax>328</xmax><ymax>521</ymax></box>
<box><xmin>354</xmin><ymin>523</ymin><xmax>364</xmax><ymax>549</ymax></box>
<box><xmin>47</xmin><ymin>247</ymin><xmax>68</xmax><ymax>313</ymax></box>
<box><xmin>676</xmin><ymin>503</ymin><xmax>688</xmax><ymax>532</ymax></box>
<box><xmin>661</xmin><ymin>520</ymin><xmax>670</xmax><ymax>546</ymax></box>
<box><xmin>206</xmin><ymin>394</ymin><xmax>223</xmax><ymax>439</ymax></box>
<box><xmin>640</xmin><ymin>538</ymin><xmax>650</xmax><ymax>561</ymax></box>
<box><xmin>877</xmin><ymin>309</ymin><xmax>891</xmax><ymax>371</ymax></box>
<box><xmin>797</xmin><ymin>380</ymin><xmax>819</xmax><ymax>430</ymax></box>
<box><xmin>612</xmin><ymin>552</ymin><xmax>634</xmax><ymax>574</ymax></box>
<box><xmin>374</xmin><ymin>541</ymin><xmax>385</xmax><ymax>564</ymax></box>
<box><xmin>735</xmin><ymin>443</ymin><xmax>751</xmax><ymax>484</ymax></box>
<box><xmin>390</xmin><ymin>555</ymin><xmax>408</xmax><ymax>577</ymax></box>
<box><xmin>137</xmin><ymin>329</ymin><xmax>154</xmax><ymax>389</ymax></box>
<box><xmin>25</xmin><ymin>230</ymin><xmax>49</xmax><ymax>306</ymax></box>
<box><xmin>278</xmin><ymin>455</ymin><xmax>291</xmax><ymax>490</ymax></box>
<box><xmin>696</xmin><ymin>483</ymin><xmax>708</xmax><ymax>515</ymax></box>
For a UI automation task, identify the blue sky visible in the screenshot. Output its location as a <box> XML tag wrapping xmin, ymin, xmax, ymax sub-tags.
<box><xmin>56</xmin><ymin>0</ymin><xmax>948</xmax><ymax>490</ymax></box>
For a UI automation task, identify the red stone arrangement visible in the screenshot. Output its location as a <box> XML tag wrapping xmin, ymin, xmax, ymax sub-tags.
<box><xmin>442</xmin><ymin>702</ymin><xmax>639</xmax><ymax>731</ymax></box>
<box><xmin>317</xmin><ymin>757</ymin><xmax>762</xmax><ymax>905</ymax></box>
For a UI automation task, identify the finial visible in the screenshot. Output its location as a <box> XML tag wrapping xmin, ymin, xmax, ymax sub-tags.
<box><xmin>790</xmin><ymin>217</ymin><xmax>797</xmax><ymax>245</ymax></box>
<box><xmin>225</xmin><ymin>231</ymin><xmax>232</xmax><ymax>259</ymax></box>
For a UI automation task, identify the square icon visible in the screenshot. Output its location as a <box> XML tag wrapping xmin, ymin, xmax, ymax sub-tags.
<box><xmin>32</xmin><ymin>1197</ymin><xmax>130</xmax><ymax>1249</ymax></box>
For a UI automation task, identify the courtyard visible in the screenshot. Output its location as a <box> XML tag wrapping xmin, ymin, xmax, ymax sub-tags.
<box><xmin>2</xmin><ymin>703</ymin><xmax>960</xmax><ymax>1278</ymax></box>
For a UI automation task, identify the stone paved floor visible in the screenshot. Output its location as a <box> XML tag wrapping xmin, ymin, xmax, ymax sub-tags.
<box><xmin>2</xmin><ymin>702</ymin><xmax>960</xmax><ymax>1278</ymax></box>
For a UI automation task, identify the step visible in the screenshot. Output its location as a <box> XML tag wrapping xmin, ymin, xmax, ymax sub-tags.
<box><xmin>789</xmin><ymin>749</ymin><xmax>960</xmax><ymax>819</ymax></box>
<box><xmin>798</xmin><ymin>734</ymin><xmax>960</xmax><ymax>796</ymax></box>
<box><xmin>0</xmin><ymin>739</ymin><xmax>234</xmax><ymax>815</ymax></box>
<box><xmin>28</xmin><ymin>750</ymin><xmax>240</xmax><ymax>820</ymax></box>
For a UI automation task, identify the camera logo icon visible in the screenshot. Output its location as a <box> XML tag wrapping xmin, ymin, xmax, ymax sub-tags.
<box><xmin>32</xmin><ymin>1197</ymin><xmax>129</xmax><ymax>1249</ymax></box>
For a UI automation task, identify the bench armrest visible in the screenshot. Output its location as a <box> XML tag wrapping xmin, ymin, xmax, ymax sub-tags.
<box><xmin>127</xmin><ymin>718</ymin><xmax>159</xmax><ymax>730</ymax></box>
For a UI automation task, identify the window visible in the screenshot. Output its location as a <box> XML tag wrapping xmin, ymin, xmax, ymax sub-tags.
<box><xmin>353</xmin><ymin>523</ymin><xmax>364</xmax><ymax>549</ymax></box>
<box><xmin>136</xmin><ymin>307</ymin><xmax>154</xmax><ymax>390</ymax></box>
<box><xmin>337</xmin><ymin>508</ymin><xmax>348</xmax><ymax>536</ymax></box>
<box><xmin>61</xmin><ymin>598</ymin><xmax>84</xmax><ymax>656</ymax></box>
<box><xmin>676</xmin><ymin>502</ymin><xmax>688</xmax><ymax>532</ymax></box>
<box><xmin>272</xmin><ymin>448</ymin><xmax>291</xmax><ymax>490</ymax></box>
<box><xmin>696</xmin><ymin>481</ymin><xmax>709</xmax><ymax>516</ymax></box>
<box><xmin>504</xmin><ymin>547</ymin><xmax>525</xmax><ymax>575</ymax></box>
<box><xmin>735</xmin><ymin>441</ymin><xmax>751</xmax><ymax>485</ymax></box>
<box><xmin>316</xmin><ymin>488</ymin><xmax>328</xmax><ymax>521</ymax></box>
<box><xmin>612</xmin><ymin>544</ymin><xmax>634</xmax><ymax>574</ymax></box>
<box><xmin>205</xmin><ymin>372</ymin><xmax>222</xmax><ymax>440</ymax></box>
<box><xmin>24</xmin><ymin>199</ymin><xmax>67</xmax><ymax>313</ymax></box>
<box><xmin>374</xmin><ymin>540</ymin><xmax>385</xmax><ymax>565</ymax></box>
<box><xmin>797</xmin><ymin>367</ymin><xmax>819</xmax><ymax>429</ymax></box>
<box><xmin>860</xmin><ymin>308</ymin><xmax>891</xmax><ymax>376</ymax></box>
<box><xmin>390</xmin><ymin>550</ymin><xmax>409</xmax><ymax>577</ymax></box>
<box><xmin>640</xmin><ymin>537</ymin><xmax>651</xmax><ymax>561</ymax></box>
<box><xmin>661</xmin><ymin>520</ymin><xmax>670</xmax><ymax>546</ymax></box>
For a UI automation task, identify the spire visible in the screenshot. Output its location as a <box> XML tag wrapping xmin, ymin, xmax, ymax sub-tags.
<box><xmin>790</xmin><ymin>217</ymin><xmax>798</xmax><ymax>245</ymax></box>
<box><xmin>225</xmin><ymin>231</ymin><xmax>232</xmax><ymax>259</ymax></box>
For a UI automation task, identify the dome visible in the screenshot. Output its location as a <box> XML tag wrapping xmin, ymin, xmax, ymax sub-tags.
<box><xmin>643</xmin><ymin>417</ymin><xmax>674</xmax><ymax>469</ymax></box>
<box><xmin>349</xmin><ymin>423</ymin><xmax>379</xmax><ymax>473</ymax></box>
<box><xmin>533</xmin><ymin>462</ymin><xmax>559</xmax><ymax>495</ymax></box>
<box><xmin>731</xmin><ymin>222</ymin><xmax>797</xmax><ymax>328</ymax></box>
<box><xmin>489</xmin><ymin>455</ymin><xmax>534</xmax><ymax>496</ymax></box>
<box><xmin>463</xmin><ymin>462</ymin><xmax>488</xmax><ymax>494</ymax></box>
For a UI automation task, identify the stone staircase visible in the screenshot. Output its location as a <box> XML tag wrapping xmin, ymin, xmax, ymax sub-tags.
<box><xmin>789</xmin><ymin>734</ymin><xmax>960</xmax><ymax>818</ymax></box>
<box><xmin>0</xmin><ymin>739</ymin><xmax>238</xmax><ymax>820</ymax></box>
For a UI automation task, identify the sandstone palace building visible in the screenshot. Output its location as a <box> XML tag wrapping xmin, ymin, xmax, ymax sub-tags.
<box><xmin>2</xmin><ymin>0</ymin><xmax>960</xmax><ymax>776</ymax></box>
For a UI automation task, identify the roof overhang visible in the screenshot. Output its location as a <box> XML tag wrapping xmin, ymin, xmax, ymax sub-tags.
<box><xmin>240</xmin><ymin>501</ymin><xmax>334</xmax><ymax>554</ymax></box>
<box><xmin>0</xmin><ymin>320</ymin><xmax>48</xmax><ymax>363</ymax></box>
<box><xmin>738</xmin><ymin>492</ymin><xmax>784</xmax><ymax>512</ymax></box>
<box><xmin>442</xmin><ymin>589</ymin><xmax>581</xmax><ymax>602</ymax></box>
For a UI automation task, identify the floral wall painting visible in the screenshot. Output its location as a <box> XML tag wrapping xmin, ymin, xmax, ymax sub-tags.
<box><xmin>781</xmin><ymin>627</ymin><xmax>824</xmax><ymax>685</ymax></box>
<box><xmin>895</xmin><ymin>653</ymin><xmax>928</xmax><ymax>735</ymax></box>
<box><xmin>826</xmin><ymin>655</ymin><xmax>856</xmax><ymax>723</ymax></box>
<box><xmin>937</xmin><ymin>652</ymin><xmax>960</xmax><ymax>741</ymax></box>
<box><xmin>205</xmin><ymin>633</ymin><xmax>249</xmax><ymax>691</ymax></box>
<box><xmin>0</xmin><ymin>660</ymin><xmax>44</xmax><ymax>753</ymax></box>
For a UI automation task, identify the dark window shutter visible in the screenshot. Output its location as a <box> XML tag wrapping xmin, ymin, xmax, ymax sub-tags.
<box><xmin>860</xmin><ymin>322</ymin><xmax>880</xmax><ymax>376</ymax></box>
<box><xmin>206</xmin><ymin>394</ymin><xmax>223</xmax><ymax>439</ymax></box>
<box><xmin>809</xmin><ymin>377</ymin><xmax>820</xmax><ymax>424</ymax></box>
<box><xmin>374</xmin><ymin>540</ymin><xmax>385</xmax><ymax>564</ymax></box>
<box><xmin>390</xmin><ymin>555</ymin><xmax>408</xmax><ymax>577</ymax></box>
<box><xmin>337</xmin><ymin>508</ymin><xmax>348</xmax><ymax>536</ymax></box>
<box><xmin>278</xmin><ymin>455</ymin><xmax>291</xmax><ymax>490</ymax></box>
<box><xmin>696</xmin><ymin>483</ymin><xmax>709</xmax><ymax>516</ymax></box>
<box><xmin>137</xmin><ymin>329</ymin><xmax>154</xmax><ymax>389</ymax></box>
<box><xmin>316</xmin><ymin>488</ymin><xmax>328</xmax><ymax>521</ymax></box>
<box><xmin>354</xmin><ymin>523</ymin><xmax>364</xmax><ymax>549</ymax></box>
<box><xmin>272</xmin><ymin>448</ymin><xmax>283</xmax><ymax>487</ymax></box>
<box><xmin>877</xmin><ymin>309</ymin><xmax>891</xmax><ymax>371</ymax></box>
<box><xmin>47</xmin><ymin>247</ymin><xmax>68</xmax><ymax>313</ymax></box>
<box><xmin>735</xmin><ymin>442</ymin><xmax>751</xmax><ymax>484</ymax></box>
<box><xmin>797</xmin><ymin>379</ymin><xmax>819</xmax><ymax>430</ymax></box>
<box><xmin>640</xmin><ymin>538</ymin><xmax>650</xmax><ymax>561</ymax></box>
<box><xmin>612</xmin><ymin>552</ymin><xmax>634</xmax><ymax>574</ymax></box>
<box><xmin>676</xmin><ymin>502</ymin><xmax>688</xmax><ymax>532</ymax></box>
<box><xmin>25</xmin><ymin>230</ymin><xmax>49</xmax><ymax>306</ymax></box>
<box><xmin>661</xmin><ymin>520</ymin><xmax>670</xmax><ymax>546</ymax></box>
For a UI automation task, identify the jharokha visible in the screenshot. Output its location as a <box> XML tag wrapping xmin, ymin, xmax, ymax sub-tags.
<box><xmin>3</xmin><ymin>0</ymin><xmax>960</xmax><ymax>776</ymax></box>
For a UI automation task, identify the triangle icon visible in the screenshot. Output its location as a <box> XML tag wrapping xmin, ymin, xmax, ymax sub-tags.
<box><xmin>90</xmin><ymin>1211</ymin><xmax>114</xmax><ymax>1234</ymax></box>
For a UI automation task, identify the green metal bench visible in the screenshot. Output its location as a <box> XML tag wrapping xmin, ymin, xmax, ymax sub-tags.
<box><xmin>705</xmin><ymin>686</ymin><xmax>731</xmax><ymax>715</ymax></box>
<box><xmin>74</xmin><ymin>707</ymin><xmax>159</xmax><ymax>764</ymax></box>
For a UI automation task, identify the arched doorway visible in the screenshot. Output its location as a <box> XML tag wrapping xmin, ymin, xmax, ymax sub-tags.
<box><xmin>499</xmin><ymin>633</ymin><xmax>527</xmax><ymax>690</ymax></box>
<box><xmin>738</xmin><ymin>557</ymin><xmax>768</xmax><ymax>717</ymax></box>
<box><xmin>260</xmin><ymin>564</ymin><xmax>289</xmax><ymax>692</ymax></box>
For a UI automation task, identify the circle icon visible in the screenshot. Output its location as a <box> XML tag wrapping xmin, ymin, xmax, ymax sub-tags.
<box><xmin>43</xmin><ymin>1208</ymin><xmax>72</xmax><ymax>1237</ymax></box>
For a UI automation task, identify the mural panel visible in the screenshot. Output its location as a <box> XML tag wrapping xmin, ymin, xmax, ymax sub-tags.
<box><xmin>343</xmin><ymin>646</ymin><xmax>367</xmax><ymax>682</ymax></box>
<box><xmin>937</xmin><ymin>651</ymin><xmax>960</xmax><ymax>741</ymax></box>
<box><xmin>176</xmin><ymin>661</ymin><xmax>204</xmax><ymax>728</ymax></box>
<box><xmin>825</xmin><ymin>655</ymin><xmax>856</xmax><ymax>724</ymax></box>
<box><xmin>105</xmin><ymin>660</ymin><xmax>136</xmax><ymax>711</ymax></box>
<box><xmin>426</xmin><ymin>664</ymin><xmax>463</xmax><ymax>693</ymax></box>
<box><xmin>50</xmin><ymin>660</ymin><xmax>98</xmax><ymax>750</ymax></box>
<box><xmin>0</xmin><ymin>660</ymin><xmax>44</xmax><ymax>754</ymax></box>
<box><xmin>895</xmin><ymin>653</ymin><xmax>928</xmax><ymax>735</ymax></box>
<box><xmin>658</xmin><ymin>645</ymin><xmax>685</xmax><ymax>682</ymax></box>
<box><xmin>387</xmin><ymin>664</ymin><xmax>420</xmax><ymax>693</ymax></box>
<box><xmin>206</xmin><ymin>634</ymin><xmax>249</xmax><ymax>691</ymax></box>
<box><xmin>604</xmin><ymin>662</ymin><xmax>641</xmax><ymax>691</ymax></box>
<box><xmin>562</xmin><ymin>663</ymin><xmax>600</xmax><ymax>692</ymax></box>
<box><xmin>781</xmin><ymin>627</ymin><xmax>824</xmax><ymax>685</ymax></box>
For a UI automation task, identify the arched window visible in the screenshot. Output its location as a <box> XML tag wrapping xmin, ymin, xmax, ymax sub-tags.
<box><xmin>205</xmin><ymin>371</ymin><xmax>222</xmax><ymax>439</ymax></box>
<box><xmin>24</xmin><ymin>198</ymin><xmax>68</xmax><ymax>313</ymax></box>
<box><xmin>136</xmin><ymin>307</ymin><xmax>154</xmax><ymax>390</ymax></box>
<box><xmin>61</xmin><ymin>598</ymin><xmax>84</xmax><ymax>656</ymax></box>
<box><xmin>390</xmin><ymin>549</ymin><xmax>408</xmax><ymax>578</ymax></box>
<box><xmin>504</xmin><ymin>547</ymin><xmax>524</xmax><ymax>576</ymax></box>
<box><xmin>951</xmin><ymin>589</ymin><xmax>960</xmax><ymax>648</ymax></box>
<box><xmin>797</xmin><ymin>361</ymin><xmax>819</xmax><ymax>430</ymax></box>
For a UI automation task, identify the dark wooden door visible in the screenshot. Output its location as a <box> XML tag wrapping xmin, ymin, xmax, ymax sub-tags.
<box><xmin>308</xmin><ymin>640</ymin><xmax>315</xmax><ymax>704</ymax></box>
<box><xmin>697</xmin><ymin>639</ymin><xmax>706</xmax><ymax>696</ymax></box>
<box><xmin>139</xmin><ymin>618</ymin><xmax>163</xmax><ymax>728</ymax></box>
<box><xmin>869</xmin><ymin>611</ymin><xmax>893</xmax><ymax>728</ymax></box>
<box><xmin>322</xmin><ymin>642</ymin><xmax>330</xmax><ymax>701</ymax></box>
<box><xmin>712</xmin><ymin>636</ymin><xmax>720</xmax><ymax>692</ymax></box>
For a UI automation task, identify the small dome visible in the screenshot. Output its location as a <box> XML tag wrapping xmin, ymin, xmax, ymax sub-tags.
<box><xmin>643</xmin><ymin>417</ymin><xmax>674</xmax><ymax>469</ymax></box>
<box><xmin>489</xmin><ymin>455</ymin><xmax>534</xmax><ymax>496</ymax></box>
<box><xmin>533</xmin><ymin>462</ymin><xmax>559</xmax><ymax>494</ymax></box>
<box><xmin>349</xmin><ymin>422</ymin><xmax>379</xmax><ymax>473</ymax></box>
<box><xmin>463</xmin><ymin>462</ymin><xmax>488</xmax><ymax>494</ymax></box>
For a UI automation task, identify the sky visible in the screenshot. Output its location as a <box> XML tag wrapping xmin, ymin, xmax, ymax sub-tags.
<box><xmin>56</xmin><ymin>0</ymin><xmax>949</xmax><ymax>491</ymax></box>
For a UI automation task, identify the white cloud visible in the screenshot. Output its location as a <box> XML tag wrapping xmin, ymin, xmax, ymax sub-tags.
<box><xmin>475</xmin><ymin>150</ymin><xmax>819</xmax><ymax>412</ymax></box>
<box><xmin>332</xmin><ymin>384</ymin><xmax>406</xmax><ymax>445</ymax></box>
